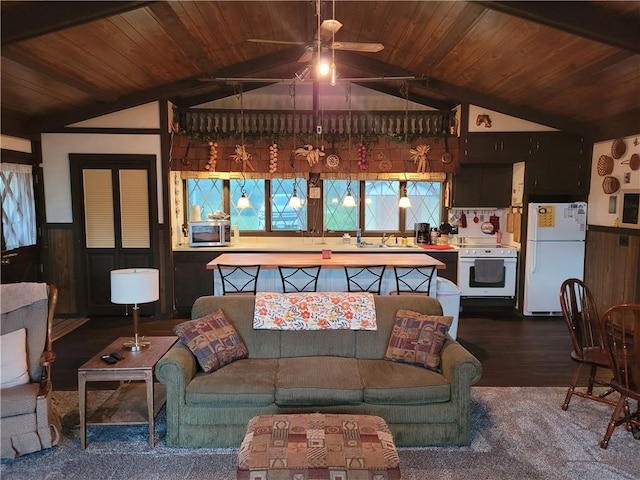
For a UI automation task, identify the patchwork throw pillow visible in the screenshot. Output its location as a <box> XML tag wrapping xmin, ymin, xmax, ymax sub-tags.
<box><xmin>174</xmin><ymin>309</ymin><xmax>248</xmax><ymax>373</ymax></box>
<box><xmin>384</xmin><ymin>309</ymin><xmax>453</xmax><ymax>372</ymax></box>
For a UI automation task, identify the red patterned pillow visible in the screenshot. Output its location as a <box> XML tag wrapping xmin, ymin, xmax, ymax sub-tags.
<box><xmin>174</xmin><ymin>309</ymin><xmax>248</xmax><ymax>373</ymax></box>
<box><xmin>384</xmin><ymin>309</ymin><xmax>453</xmax><ymax>372</ymax></box>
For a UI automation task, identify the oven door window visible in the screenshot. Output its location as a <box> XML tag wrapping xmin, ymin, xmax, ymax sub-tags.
<box><xmin>469</xmin><ymin>266</ymin><xmax>506</xmax><ymax>287</ymax></box>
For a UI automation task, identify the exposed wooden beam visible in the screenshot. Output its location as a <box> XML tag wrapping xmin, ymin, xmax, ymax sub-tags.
<box><xmin>147</xmin><ymin>2</ymin><xmax>216</xmax><ymax>74</ymax></box>
<box><xmin>595</xmin><ymin>108</ymin><xmax>640</xmax><ymax>142</ymax></box>
<box><xmin>28</xmin><ymin>47</ymin><xmax>304</xmax><ymax>133</ymax></box>
<box><xmin>354</xmin><ymin>83</ymin><xmax>456</xmax><ymax>111</ymax></box>
<box><xmin>174</xmin><ymin>83</ymin><xmax>277</xmax><ymax>109</ymax></box>
<box><xmin>1</xmin><ymin>1</ymin><xmax>153</xmax><ymax>46</ymax></box>
<box><xmin>412</xmin><ymin>76</ymin><xmax>596</xmax><ymax>136</ymax></box>
<box><xmin>477</xmin><ymin>1</ymin><xmax>640</xmax><ymax>54</ymax></box>
<box><xmin>413</xmin><ymin>2</ymin><xmax>488</xmax><ymax>76</ymax></box>
<box><xmin>28</xmin><ymin>78</ymin><xmax>202</xmax><ymax>133</ymax></box>
<box><xmin>2</xmin><ymin>46</ymin><xmax>118</xmax><ymax>102</ymax></box>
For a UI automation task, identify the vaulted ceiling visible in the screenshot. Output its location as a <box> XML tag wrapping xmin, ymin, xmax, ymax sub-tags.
<box><xmin>1</xmin><ymin>1</ymin><xmax>639</xmax><ymax>141</ymax></box>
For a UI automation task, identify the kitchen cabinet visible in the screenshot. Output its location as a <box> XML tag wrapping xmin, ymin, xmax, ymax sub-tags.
<box><xmin>174</xmin><ymin>251</ymin><xmax>218</xmax><ymax>312</ymax></box>
<box><xmin>461</xmin><ymin>133</ymin><xmax>531</xmax><ymax>164</ymax></box>
<box><xmin>453</xmin><ymin>165</ymin><xmax>512</xmax><ymax>207</ymax></box>
<box><xmin>427</xmin><ymin>251</ymin><xmax>458</xmax><ymax>283</ymax></box>
<box><xmin>526</xmin><ymin>133</ymin><xmax>589</xmax><ymax>195</ymax></box>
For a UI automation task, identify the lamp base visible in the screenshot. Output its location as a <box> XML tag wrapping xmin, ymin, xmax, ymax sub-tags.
<box><xmin>122</xmin><ymin>339</ymin><xmax>151</xmax><ymax>351</ymax></box>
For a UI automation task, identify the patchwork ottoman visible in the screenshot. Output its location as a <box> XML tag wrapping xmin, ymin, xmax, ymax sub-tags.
<box><xmin>237</xmin><ymin>413</ymin><xmax>400</xmax><ymax>480</ymax></box>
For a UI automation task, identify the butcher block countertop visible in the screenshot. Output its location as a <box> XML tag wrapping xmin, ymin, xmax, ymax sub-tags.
<box><xmin>206</xmin><ymin>252</ymin><xmax>445</xmax><ymax>270</ymax></box>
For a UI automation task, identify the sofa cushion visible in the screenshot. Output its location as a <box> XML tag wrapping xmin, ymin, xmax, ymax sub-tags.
<box><xmin>174</xmin><ymin>309</ymin><xmax>248</xmax><ymax>373</ymax></box>
<box><xmin>358</xmin><ymin>359</ymin><xmax>450</xmax><ymax>405</ymax></box>
<box><xmin>384</xmin><ymin>309</ymin><xmax>452</xmax><ymax>372</ymax></box>
<box><xmin>0</xmin><ymin>328</ymin><xmax>29</xmax><ymax>388</ymax></box>
<box><xmin>186</xmin><ymin>359</ymin><xmax>278</xmax><ymax>406</ymax></box>
<box><xmin>275</xmin><ymin>357</ymin><xmax>363</xmax><ymax>406</ymax></box>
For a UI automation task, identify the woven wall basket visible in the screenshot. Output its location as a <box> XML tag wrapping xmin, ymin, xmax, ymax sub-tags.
<box><xmin>597</xmin><ymin>155</ymin><xmax>614</xmax><ymax>176</ymax></box>
<box><xmin>611</xmin><ymin>139</ymin><xmax>626</xmax><ymax>159</ymax></box>
<box><xmin>602</xmin><ymin>176</ymin><xmax>620</xmax><ymax>194</ymax></box>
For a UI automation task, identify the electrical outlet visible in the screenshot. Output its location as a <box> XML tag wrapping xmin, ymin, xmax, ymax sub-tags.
<box><xmin>309</xmin><ymin>187</ymin><xmax>321</xmax><ymax>199</ymax></box>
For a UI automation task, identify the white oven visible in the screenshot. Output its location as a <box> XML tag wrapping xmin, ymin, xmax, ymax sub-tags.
<box><xmin>457</xmin><ymin>247</ymin><xmax>518</xmax><ymax>297</ymax></box>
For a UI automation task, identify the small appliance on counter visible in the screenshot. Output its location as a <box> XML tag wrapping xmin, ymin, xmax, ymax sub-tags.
<box><xmin>188</xmin><ymin>220</ymin><xmax>231</xmax><ymax>247</ymax></box>
<box><xmin>415</xmin><ymin>222</ymin><xmax>430</xmax><ymax>244</ymax></box>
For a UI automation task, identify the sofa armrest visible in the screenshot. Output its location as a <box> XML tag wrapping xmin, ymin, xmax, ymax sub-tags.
<box><xmin>156</xmin><ymin>342</ymin><xmax>197</xmax><ymax>403</ymax></box>
<box><xmin>439</xmin><ymin>339</ymin><xmax>482</xmax><ymax>386</ymax></box>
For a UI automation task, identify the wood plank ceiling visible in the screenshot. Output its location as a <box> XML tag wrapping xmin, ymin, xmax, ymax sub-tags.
<box><xmin>1</xmin><ymin>1</ymin><xmax>639</xmax><ymax>140</ymax></box>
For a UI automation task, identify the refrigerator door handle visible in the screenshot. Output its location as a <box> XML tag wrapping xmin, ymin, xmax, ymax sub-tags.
<box><xmin>530</xmin><ymin>242</ymin><xmax>537</xmax><ymax>273</ymax></box>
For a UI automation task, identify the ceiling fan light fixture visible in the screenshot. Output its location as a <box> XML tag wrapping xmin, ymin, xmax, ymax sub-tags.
<box><xmin>295</xmin><ymin>65</ymin><xmax>312</xmax><ymax>82</ymax></box>
<box><xmin>317</xmin><ymin>58</ymin><xmax>331</xmax><ymax>77</ymax></box>
<box><xmin>330</xmin><ymin>63</ymin><xmax>337</xmax><ymax>86</ymax></box>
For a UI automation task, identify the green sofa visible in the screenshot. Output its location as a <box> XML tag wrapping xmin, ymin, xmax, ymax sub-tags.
<box><xmin>156</xmin><ymin>294</ymin><xmax>482</xmax><ymax>448</ymax></box>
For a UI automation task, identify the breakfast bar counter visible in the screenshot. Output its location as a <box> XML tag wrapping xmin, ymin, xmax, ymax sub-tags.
<box><xmin>206</xmin><ymin>252</ymin><xmax>445</xmax><ymax>296</ymax></box>
<box><xmin>206</xmin><ymin>252</ymin><xmax>445</xmax><ymax>270</ymax></box>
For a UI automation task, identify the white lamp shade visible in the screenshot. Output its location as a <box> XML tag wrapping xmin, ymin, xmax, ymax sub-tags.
<box><xmin>111</xmin><ymin>268</ymin><xmax>159</xmax><ymax>305</ymax></box>
<box><xmin>398</xmin><ymin>195</ymin><xmax>412</xmax><ymax>208</ymax></box>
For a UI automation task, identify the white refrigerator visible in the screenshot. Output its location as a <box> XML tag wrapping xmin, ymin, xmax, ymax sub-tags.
<box><xmin>523</xmin><ymin>202</ymin><xmax>587</xmax><ymax>316</ymax></box>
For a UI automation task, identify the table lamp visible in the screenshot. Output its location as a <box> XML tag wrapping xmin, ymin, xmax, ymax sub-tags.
<box><xmin>110</xmin><ymin>268</ymin><xmax>159</xmax><ymax>351</ymax></box>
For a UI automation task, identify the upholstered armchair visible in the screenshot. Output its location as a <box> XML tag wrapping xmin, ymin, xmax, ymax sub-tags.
<box><xmin>1</xmin><ymin>283</ymin><xmax>61</xmax><ymax>459</ymax></box>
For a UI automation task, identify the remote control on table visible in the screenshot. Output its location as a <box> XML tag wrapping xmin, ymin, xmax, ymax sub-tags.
<box><xmin>100</xmin><ymin>355</ymin><xmax>117</xmax><ymax>365</ymax></box>
<box><xmin>109</xmin><ymin>352</ymin><xmax>124</xmax><ymax>361</ymax></box>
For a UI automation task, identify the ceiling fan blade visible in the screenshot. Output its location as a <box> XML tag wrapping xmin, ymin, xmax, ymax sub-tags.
<box><xmin>331</xmin><ymin>41</ymin><xmax>384</xmax><ymax>53</ymax></box>
<box><xmin>247</xmin><ymin>38</ymin><xmax>307</xmax><ymax>46</ymax></box>
<box><xmin>319</xmin><ymin>19</ymin><xmax>342</xmax><ymax>41</ymax></box>
<box><xmin>298</xmin><ymin>49</ymin><xmax>313</xmax><ymax>63</ymax></box>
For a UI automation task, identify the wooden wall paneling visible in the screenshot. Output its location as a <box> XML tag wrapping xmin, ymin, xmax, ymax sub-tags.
<box><xmin>585</xmin><ymin>228</ymin><xmax>640</xmax><ymax>315</ymax></box>
<box><xmin>47</xmin><ymin>226</ymin><xmax>76</xmax><ymax>314</ymax></box>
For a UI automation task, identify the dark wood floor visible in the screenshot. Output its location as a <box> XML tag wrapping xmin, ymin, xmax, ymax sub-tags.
<box><xmin>51</xmin><ymin>308</ymin><xmax>610</xmax><ymax>391</ymax></box>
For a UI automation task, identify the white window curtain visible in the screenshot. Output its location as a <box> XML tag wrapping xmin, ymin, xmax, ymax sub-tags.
<box><xmin>0</xmin><ymin>163</ymin><xmax>37</xmax><ymax>250</ymax></box>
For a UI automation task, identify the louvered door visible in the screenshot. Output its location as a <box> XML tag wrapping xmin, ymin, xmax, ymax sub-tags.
<box><xmin>71</xmin><ymin>155</ymin><xmax>157</xmax><ymax>315</ymax></box>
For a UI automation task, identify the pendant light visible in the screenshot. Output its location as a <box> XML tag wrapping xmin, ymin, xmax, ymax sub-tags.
<box><xmin>399</xmin><ymin>81</ymin><xmax>412</xmax><ymax>209</ymax></box>
<box><xmin>237</xmin><ymin>174</ymin><xmax>251</xmax><ymax>209</ymax></box>
<box><xmin>289</xmin><ymin>181</ymin><xmax>302</xmax><ymax>209</ymax></box>
<box><xmin>236</xmin><ymin>85</ymin><xmax>251</xmax><ymax>209</ymax></box>
<box><xmin>398</xmin><ymin>186</ymin><xmax>411</xmax><ymax>208</ymax></box>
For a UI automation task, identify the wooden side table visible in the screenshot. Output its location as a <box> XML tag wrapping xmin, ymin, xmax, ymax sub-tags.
<box><xmin>78</xmin><ymin>336</ymin><xmax>177</xmax><ymax>449</ymax></box>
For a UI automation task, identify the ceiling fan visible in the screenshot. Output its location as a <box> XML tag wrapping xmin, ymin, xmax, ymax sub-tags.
<box><xmin>246</xmin><ymin>0</ymin><xmax>384</xmax><ymax>66</ymax></box>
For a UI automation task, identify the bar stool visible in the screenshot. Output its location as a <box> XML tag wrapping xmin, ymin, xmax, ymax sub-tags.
<box><xmin>390</xmin><ymin>266</ymin><xmax>436</xmax><ymax>295</ymax></box>
<box><xmin>278</xmin><ymin>266</ymin><xmax>322</xmax><ymax>293</ymax></box>
<box><xmin>217</xmin><ymin>264</ymin><xmax>261</xmax><ymax>295</ymax></box>
<box><xmin>344</xmin><ymin>265</ymin><xmax>386</xmax><ymax>294</ymax></box>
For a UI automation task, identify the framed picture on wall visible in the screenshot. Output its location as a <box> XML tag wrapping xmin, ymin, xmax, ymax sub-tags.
<box><xmin>609</xmin><ymin>196</ymin><xmax>617</xmax><ymax>214</ymax></box>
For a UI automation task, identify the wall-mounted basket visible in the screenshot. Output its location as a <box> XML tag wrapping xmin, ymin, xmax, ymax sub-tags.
<box><xmin>597</xmin><ymin>155</ymin><xmax>614</xmax><ymax>176</ymax></box>
<box><xmin>611</xmin><ymin>138</ymin><xmax>626</xmax><ymax>159</ymax></box>
<box><xmin>602</xmin><ymin>176</ymin><xmax>620</xmax><ymax>194</ymax></box>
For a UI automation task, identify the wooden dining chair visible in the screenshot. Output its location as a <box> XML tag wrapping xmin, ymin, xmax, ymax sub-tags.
<box><xmin>599</xmin><ymin>303</ymin><xmax>640</xmax><ymax>449</ymax></box>
<box><xmin>278</xmin><ymin>266</ymin><xmax>322</xmax><ymax>293</ymax></box>
<box><xmin>559</xmin><ymin>278</ymin><xmax>615</xmax><ymax>410</ymax></box>
<box><xmin>390</xmin><ymin>265</ymin><xmax>437</xmax><ymax>296</ymax></box>
<box><xmin>344</xmin><ymin>265</ymin><xmax>386</xmax><ymax>294</ymax></box>
<box><xmin>217</xmin><ymin>264</ymin><xmax>261</xmax><ymax>295</ymax></box>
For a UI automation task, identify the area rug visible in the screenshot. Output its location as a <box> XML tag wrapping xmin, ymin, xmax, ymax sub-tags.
<box><xmin>51</xmin><ymin>317</ymin><xmax>90</xmax><ymax>342</ymax></box>
<box><xmin>2</xmin><ymin>387</ymin><xmax>639</xmax><ymax>479</ymax></box>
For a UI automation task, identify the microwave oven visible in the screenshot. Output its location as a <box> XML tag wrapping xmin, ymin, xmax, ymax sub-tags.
<box><xmin>188</xmin><ymin>220</ymin><xmax>231</xmax><ymax>246</ymax></box>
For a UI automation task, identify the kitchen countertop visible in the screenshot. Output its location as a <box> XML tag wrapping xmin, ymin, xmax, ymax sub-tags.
<box><xmin>174</xmin><ymin>236</ymin><xmax>460</xmax><ymax>253</ymax></box>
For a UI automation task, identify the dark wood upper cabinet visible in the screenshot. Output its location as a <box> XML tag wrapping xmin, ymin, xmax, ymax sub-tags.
<box><xmin>461</xmin><ymin>133</ymin><xmax>532</xmax><ymax>164</ymax></box>
<box><xmin>453</xmin><ymin>165</ymin><xmax>512</xmax><ymax>208</ymax></box>
<box><xmin>525</xmin><ymin>133</ymin><xmax>589</xmax><ymax>195</ymax></box>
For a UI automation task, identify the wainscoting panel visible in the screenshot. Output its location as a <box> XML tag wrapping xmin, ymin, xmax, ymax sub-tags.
<box><xmin>585</xmin><ymin>226</ymin><xmax>640</xmax><ymax>315</ymax></box>
<box><xmin>47</xmin><ymin>226</ymin><xmax>77</xmax><ymax>314</ymax></box>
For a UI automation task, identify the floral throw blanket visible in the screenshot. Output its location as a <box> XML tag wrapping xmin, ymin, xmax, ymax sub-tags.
<box><xmin>253</xmin><ymin>292</ymin><xmax>377</xmax><ymax>330</ymax></box>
